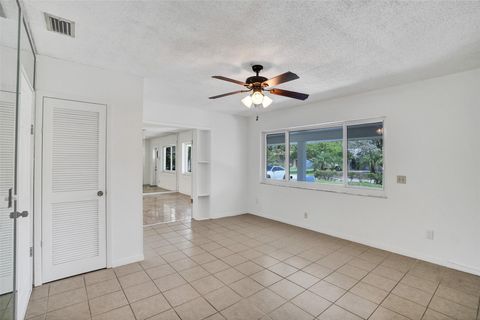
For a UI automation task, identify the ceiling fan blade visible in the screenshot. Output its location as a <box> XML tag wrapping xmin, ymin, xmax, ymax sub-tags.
<box><xmin>212</xmin><ymin>76</ymin><xmax>246</xmax><ymax>86</ymax></box>
<box><xmin>263</xmin><ymin>72</ymin><xmax>299</xmax><ymax>87</ymax></box>
<box><xmin>268</xmin><ymin>88</ymin><xmax>309</xmax><ymax>100</ymax></box>
<box><xmin>209</xmin><ymin>90</ymin><xmax>249</xmax><ymax>99</ymax></box>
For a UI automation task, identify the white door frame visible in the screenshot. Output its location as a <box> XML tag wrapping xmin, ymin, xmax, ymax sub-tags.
<box><xmin>33</xmin><ymin>92</ymin><xmax>110</xmax><ymax>286</ymax></box>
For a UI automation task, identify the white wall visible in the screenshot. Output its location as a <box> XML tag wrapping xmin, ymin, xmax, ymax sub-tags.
<box><xmin>246</xmin><ymin>68</ymin><xmax>480</xmax><ymax>275</ymax></box>
<box><xmin>142</xmin><ymin>138</ymin><xmax>151</xmax><ymax>185</ymax></box>
<box><xmin>177</xmin><ymin>130</ymin><xmax>193</xmax><ymax>196</ymax></box>
<box><xmin>146</xmin><ymin>134</ymin><xmax>178</xmax><ymax>191</ymax></box>
<box><xmin>143</xmin><ymin>84</ymin><xmax>248</xmax><ymax>217</ymax></box>
<box><xmin>35</xmin><ymin>55</ymin><xmax>144</xmax><ymax>283</ymax></box>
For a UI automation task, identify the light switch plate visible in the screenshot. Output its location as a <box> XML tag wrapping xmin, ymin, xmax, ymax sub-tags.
<box><xmin>397</xmin><ymin>175</ymin><xmax>407</xmax><ymax>184</ymax></box>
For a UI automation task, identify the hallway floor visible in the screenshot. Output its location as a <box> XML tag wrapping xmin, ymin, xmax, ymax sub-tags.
<box><xmin>26</xmin><ymin>214</ymin><xmax>480</xmax><ymax>320</ymax></box>
<box><xmin>143</xmin><ymin>193</ymin><xmax>192</xmax><ymax>225</ymax></box>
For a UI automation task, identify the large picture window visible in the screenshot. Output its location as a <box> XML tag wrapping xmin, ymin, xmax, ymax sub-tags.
<box><xmin>163</xmin><ymin>145</ymin><xmax>176</xmax><ymax>172</ymax></box>
<box><xmin>263</xmin><ymin>119</ymin><xmax>384</xmax><ymax>195</ymax></box>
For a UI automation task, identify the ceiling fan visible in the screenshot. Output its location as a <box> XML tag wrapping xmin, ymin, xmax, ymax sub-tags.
<box><xmin>209</xmin><ymin>65</ymin><xmax>309</xmax><ymax>109</ymax></box>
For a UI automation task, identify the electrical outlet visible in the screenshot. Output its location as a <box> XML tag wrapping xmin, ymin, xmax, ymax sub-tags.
<box><xmin>304</xmin><ymin>212</ymin><xmax>308</xmax><ymax>219</ymax></box>
<box><xmin>397</xmin><ymin>175</ymin><xmax>407</xmax><ymax>184</ymax></box>
<box><xmin>426</xmin><ymin>230</ymin><xmax>434</xmax><ymax>240</ymax></box>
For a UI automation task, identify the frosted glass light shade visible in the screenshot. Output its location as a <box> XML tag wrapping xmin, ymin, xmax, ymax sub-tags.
<box><xmin>262</xmin><ymin>95</ymin><xmax>273</xmax><ymax>108</ymax></box>
<box><xmin>241</xmin><ymin>95</ymin><xmax>253</xmax><ymax>108</ymax></box>
<box><xmin>251</xmin><ymin>91</ymin><xmax>264</xmax><ymax>105</ymax></box>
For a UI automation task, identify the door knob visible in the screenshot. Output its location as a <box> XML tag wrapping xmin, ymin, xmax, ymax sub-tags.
<box><xmin>97</xmin><ymin>191</ymin><xmax>104</xmax><ymax>197</ymax></box>
<box><xmin>10</xmin><ymin>210</ymin><xmax>29</xmax><ymax>219</ymax></box>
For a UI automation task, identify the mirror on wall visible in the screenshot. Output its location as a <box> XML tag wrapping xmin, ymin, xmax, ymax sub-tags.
<box><xmin>0</xmin><ymin>0</ymin><xmax>20</xmax><ymax>319</ymax></box>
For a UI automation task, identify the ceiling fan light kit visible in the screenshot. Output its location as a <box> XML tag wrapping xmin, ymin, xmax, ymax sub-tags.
<box><xmin>209</xmin><ymin>64</ymin><xmax>309</xmax><ymax>109</ymax></box>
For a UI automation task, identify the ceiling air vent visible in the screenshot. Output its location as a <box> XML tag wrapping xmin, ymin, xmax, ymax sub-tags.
<box><xmin>44</xmin><ymin>13</ymin><xmax>75</xmax><ymax>37</ymax></box>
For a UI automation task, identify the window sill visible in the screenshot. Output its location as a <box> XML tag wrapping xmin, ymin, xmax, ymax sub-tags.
<box><xmin>260</xmin><ymin>179</ymin><xmax>387</xmax><ymax>198</ymax></box>
<box><xmin>162</xmin><ymin>171</ymin><xmax>176</xmax><ymax>174</ymax></box>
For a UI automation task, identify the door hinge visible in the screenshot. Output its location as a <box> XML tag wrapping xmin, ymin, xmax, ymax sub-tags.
<box><xmin>30</xmin><ymin>247</ymin><xmax>33</xmax><ymax>257</ymax></box>
<box><xmin>30</xmin><ymin>124</ymin><xmax>34</xmax><ymax>135</ymax></box>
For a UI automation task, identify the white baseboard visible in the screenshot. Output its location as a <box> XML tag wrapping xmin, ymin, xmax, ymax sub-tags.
<box><xmin>110</xmin><ymin>254</ymin><xmax>144</xmax><ymax>268</ymax></box>
<box><xmin>250</xmin><ymin>211</ymin><xmax>480</xmax><ymax>277</ymax></box>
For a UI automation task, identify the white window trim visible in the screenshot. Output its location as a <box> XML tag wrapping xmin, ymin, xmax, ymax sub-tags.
<box><xmin>163</xmin><ymin>144</ymin><xmax>176</xmax><ymax>173</ymax></box>
<box><xmin>261</xmin><ymin>117</ymin><xmax>386</xmax><ymax>198</ymax></box>
<box><xmin>182</xmin><ymin>142</ymin><xmax>192</xmax><ymax>175</ymax></box>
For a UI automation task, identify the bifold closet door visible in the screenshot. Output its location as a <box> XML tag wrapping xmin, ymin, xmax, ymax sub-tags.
<box><xmin>42</xmin><ymin>97</ymin><xmax>106</xmax><ymax>282</ymax></box>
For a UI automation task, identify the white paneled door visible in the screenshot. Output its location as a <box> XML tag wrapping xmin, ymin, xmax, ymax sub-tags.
<box><xmin>42</xmin><ymin>98</ymin><xmax>106</xmax><ymax>282</ymax></box>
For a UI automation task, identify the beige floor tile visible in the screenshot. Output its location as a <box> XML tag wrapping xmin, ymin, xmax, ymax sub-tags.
<box><xmin>337</xmin><ymin>264</ymin><xmax>369</xmax><ymax>280</ymax></box>
<box><xmin>435</xmin><ymin>284</ymin><xmax>479</xmax><ymax>309</ymax></box>
<box><xmin>287</xmin><ymin>271</ymin><xmax>320</xmax><ymax>289</ymax></box>
<box><xmin>317</xmin><ymin>252</ymin><xmax>352</xmax><ymax>270</ymax></box>
<box><xmin>268</xmin><ymin>262</ymin><xmax>298</xmax><ymax>277</ymax></box>
<box><xmin>211</xmin><ymin>248</ymin><xmax>235</xmax><ymax>259</ymax></box>
<box><xmin>145</xmin><ymin>265</ymin><xmax>176</xmax><ymax>280</ymax></box>
<box><xmin>221</xmin><ymin>300</ymin><xmax>265</xmax><ymax>320</ymax></box>
<box><xmin>86</xmin><ymin>278</ymin><xmax>121</xmax><ymax>299</ymax></box>
<box><xmin>324</xmin><ymin>272</ymin><xmax>358</xmax><ymax>290</ymax></box>
<box><xmin>170</xmin><ymin>258</ymin><xmax>198</xmax><ymax>272</ymax></box>
<box><xmin>372</xmin><ymin>266</ymin><xmax>405</xmax><ymax>282</ymax></box>
<box><xmin>369</xmin><ymin>306</ymin><xmax>409</xmax><ymax>320</ymax></box>
<box><xmin>429</xmin><ymin>296</ymin><xmax>477</xmax><ymax>320</ymax></box>
<box><xmin>284</xmin><ymin>256</ymin><xmax>312</xmax><ymax>269</ymax></box>
<box><xmin>47</xmin><ymin>287</ymin><xmax>87</xmax><ymax>312</ymax></box>
<box><xmin>45</xmin><ymin>301</ymin><xmax>90</xmax><ymax>320</ymax></box>
<box><xmin>203</xmin><ymin>260</ymin><xmax>231</xmax><ymax>274</ymax></box>
<box><xmin>248</xmin><ymin>289</ymin><xmax>286</xmax><ymax>313</ymax></box>
<box><xmin>336</xmin><ymin>292</ymin><xmax>378</xmax><ymax>319</ymax></box>
<box><xmin>269</xmin><ymin>302</ymin><xmax>313</xmax><ymax>320</ymax></box>
<box><xmin>148</xmin><ymin>309</ymin><xmax>181</xmax><ymax>320</ymax></box>
<box><xmin>154</xmin><ymin>273</ymin><xmax>187</xmax><ymax>292</ymax></box>
<box><xmin>291</xmin><ymin>290</ymin><xmax>331</xmax><ymax>316</ymax></box>
<box><xmin>309</xmin><ymin>280</ymin><xmax>346</xmax><ymax>302</ymax></box>
<box><xmin>124</xmin><ymin>281</ymin><xmax>160</xmax><ymax>303</ymax></box>
<box><xmin>191</xmin><ymin>275</ymin><xmax>225</xmax><ymax>295</ymax></box>
<box><xmin>48</xmin><ymin>276</ymin><xmax>85</xmax><ymax>296</ymax></box>
<box><xmin>229</xmin><ymin>277</ymin><xmax>264</xmax><ymax>297</ymax></box>
<box><xmin>252</xmin><ymin>256</ymin><xmax>280</xmax><ymax>268</ymax></box>
<box><xmin>114</xmin><ymin>263</ymin><xmax>143</xmax><ymax>278</ymax></box>
<box><xmin>235</xmin><ymin>261</ymin><xmax>264</xmax><ymax>276</ymax></box>
<box><xmin>26</xmin><ymin>298</ymin><xmax>48</xmax><ymax>318</ymax></box>
<box><xmin>180</xmin><ymin>266</ymin><xmax>210</xmax><ymax>282</ymax></box>
<box><xmin>362</xmin><ymin>273</ymin><xmax>397</xmax><ymax>292</ymax></box>
<box><xmin>140</xmin><ymin>256</ymin><xmax>167</xmax><ymax>270</ymax></box>
<box><xmin>163</xmin><ymin>251</ymin><xmax>189</xmax><ymax>263</ymax></box>
<box><xmin>269</xmin><ymin>279</ymin><xmax>304</xmax><ymax>300</ymax></box>
<box><xmin>118</xmin><ymin>271</ymin><xmax>151</xmax><ymax>288</ymax></box>
<box><xmin>204</xmin><ymin>313</ymin><xmax>226</xmax><ymax>320</ymax></box>
<box><xmin>215</xmin><ymin>268</ymin><xmax>246</xmax><ymax>285</ymax></box>
<box><xmin>191</xmin><ymin>253</ymin><xmax>217</xmax><ymax>265</ymax></box>
<box><xmin>164</xmin><ymin>284</ymin><xmax>200</xmax><ymax>307</ymax></box>
<box><xmin>92</xmin><ymin>305</ymin><xmax>136</xmax><ymax>320</ymax></box>
<box><xmin>89</xmin><ymin>290</ymin><xmax>128</xmax><ymax>316</ymax></box>
<box><xmin>317</xmin><ymin>304</ymin><xmax>362</xmax><ymax>320</ymax></box>
<box><xmin>382</xmin><ymin>294</ymin><xmax>426</xmax><ymax>320</ymax></box>
<box><xmin>84</xmin><ymin>269</ymin><xmax>116</xmax><ymax>286</ymax></box>
<box><xmin>422</xmin><ymin>309</ymin><xmax>454</xmax><ymax>320</ymax></box>
<box><xmin>302</xmin><ymin>263</ymin><xmax>333</xmax><ymax>279</ymax></box>
<box><xmin>204</xmin><ymin>286</ymin><xmax>242</xmax><ymax>311</ymax></box>
<box><xmin>130</xmin><ymin>294</ymin><xmax>171</xmax><ymax>320</ymax></box>
<box><xmin>174</xmin><ymin>297</ymin><xmax>216</xmax><ymax>320</ymax></box>
<box><xmin>400</xmin><ymin>274</ymin><xmax>438</xmax><ymax>294</ymax></box>
<box><xmin>30</xmin><ymin>286</ymin><xmax>49</xmax><ymax>301</ymax></box>
<box><xmin>392</xmin><ymin>283</ymin><xmax>433</xmax><ymax>307</ymax></box>
<box><xmin>348</xmin><ymin>258</ymin><xmax>379</xmax><ymax>272</ymax></box>
<box><xmin>251</xmin><ymin>269</ymin><xmax>283</xmax><ymax>287</ymax></box>
<box><xmin>350</xmin><ymin>282</ymin><xmax>388</xmax><ymax>304</ymax></box>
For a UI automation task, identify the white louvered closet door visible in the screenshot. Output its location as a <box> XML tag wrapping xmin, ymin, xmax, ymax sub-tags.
<box><xmin>42</xmin><ymin>98</ymin><xmax>106</xmax><ymax>282</ymax></box>
<box><xmin>0</xmin><ymin>91</ymin><xmax>16</xmax><ymax>295</ymax></box>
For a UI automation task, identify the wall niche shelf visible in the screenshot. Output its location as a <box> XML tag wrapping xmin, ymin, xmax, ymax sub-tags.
<box><xmin>193</xmin><ymin>129</ymin><xmax>211</xmax><ymax>219</ymax></box>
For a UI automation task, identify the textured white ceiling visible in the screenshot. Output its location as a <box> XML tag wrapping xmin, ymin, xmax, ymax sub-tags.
<box><xmin>22</xmin><ymin>1</ymin><xmax>480</xmax><ymax>115</ymax></box>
